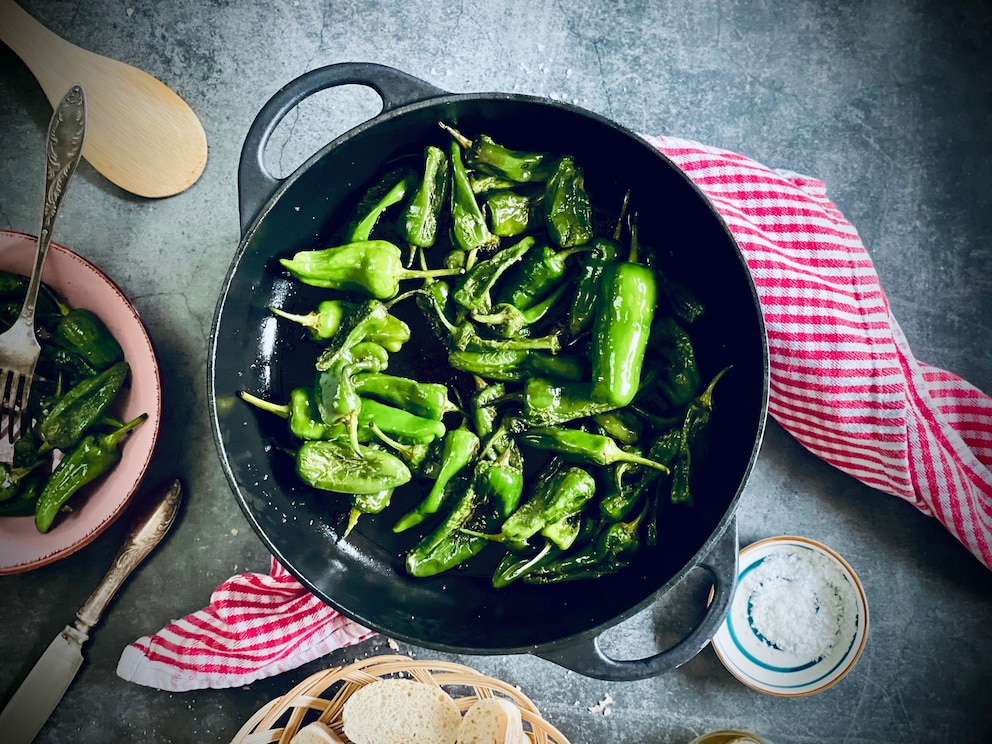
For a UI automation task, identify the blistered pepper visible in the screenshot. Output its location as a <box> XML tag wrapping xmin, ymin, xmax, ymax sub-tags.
<box><xmin>671</xmin><ymin>366</ymin><xmax>731</xmax><ymax>506</ymax></box>
<box><xmin>270</xmin><ymin>300</ymin><xmax>410</xmax><ymax>353</ymax></box>
<box><xmin>418</xmin><ymin>280</ymin><xmax>564</xmax><ymax>354</ymax></box>
<box><xmin>0</xmin><ymin>470</ymin><xmax>45</xmax><ymax>517</ymax></box>
<box><xmin>315</xmin><ymin>341</ymin><xmax>389</xmax><ymax>434</ymax></box>
<box><xmin>441</xmin><ymin>124</ymin><xmax>554</xmax><ymax>183</ymax></box>
<box><xmin>405</xmin><ymin>450</ymin><xmax>523</xmax><ymax>578</ymax></box>
<box><xmin>35</xmin><ymin>414</ymin><xmax>147</xmax><ymax>533</ymax></box>
<box><xmin>399</xmin><ymin>145</ymin><xmax>449</xmax><ymax>249</ymax></box>
<box><xmin>568</xmin><ymin>238</ymin><xmax>619</xmax><ymax>336</ymax></box>
<box><xmin>521</xmin><ymin>378</ymin><xmax>616</xmax><ymax>427</ymax></box>
<box><xmin>37</xmin><ymin>344</ymin><xmax>97</xmax><ymax>388</ymax></box>
<box><xmin>296</xmin><ymin>439</ymin><xmax>411</xmax><ymax>495</ymax></box>
<box><xmin>344</xmin><ymin>486</ymin><xmax>394</xmax><ymax>537</ymax></box>
<box><xmin>54</xmin><ymin>308</ymin><xmax>124</xmax><ymax>371</ymax></box>
<box><xmin>353</xmin><ymin>373</ymin><xmax>456</xmax><ymax>421</ymax></box>
<box><xmin>471</xmin><ymin>278</ymin><xmax>572</xmax><ymax>338</ymax></box>
<box><xmin>484</xmin><ymin>190</ymin><xmax>537</xmax><ymax>237</ymax></box>
<box><xmin>524</xmin><ymin>514</ymin><xmax>641</xmax><ymax>584</ymax></box>
<box><xmin>239</xmin><ymin>388</ymin><xmax>336</xmax><ymax>440</ymax></box>
<box><xmin>279</xmin><ymin>240</ymin><xmax>458</xmax><ymax>300</ymax></box>
<box><xmin>499</xmin><ymin>243</ymin><xmax>590</xmax><ymax>311</ymax></box>
<box><xmin>520</xmin><ymin>426</ymin><xmax>670</xmax><ymax>473</ymax></box>
<box><xmin>393</xmin><ymin>422</ymin><xmax>479</xmax><ymax>533</ymax></box>
<box><xmin>544</xmin><ymin>156</ymin><xmax>593</xmax><ymax>248</ymax></box>
<box><xmin>448</xmin><ymin>138</ymin><xmax>499</xmax><ymax>253</ymax></box>
<box><xmin>39</xmin><ymin>361</ymin><xmax>129</xmax><ymax>452</ymax></box>
<box><xmin>452</xmin><ymin>235</ymin><xmax>534</xmax><ymax>314</ymax></box>
<box><xmin>357</xmin><ymin>397</ymin><xmax>446</xmax><ymax>446</ymax></box>
<box><xmin>501</xmin><ymin>464</ymin><xmax>597</xmax><ymax>546</ymax></box>
<box><xmin>448</xmin><ymin>349</ymin><xmax>584</xmax><ymax>383</ymax></box>
<box><xmin>344</xmin><ymin>167</ymin><xmax>417</xmax><ymax>242</ymax></box>
<box><xmin>651</xmin><ymin>316</ymin><xmax>702</xmax><ymax>408</ymax></box>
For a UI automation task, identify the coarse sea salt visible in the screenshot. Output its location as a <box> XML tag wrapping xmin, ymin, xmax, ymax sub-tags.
<box><xmin>741</xmin><ymin>550</ymin><xmax>853</xmax><ymax>660</ymax></box>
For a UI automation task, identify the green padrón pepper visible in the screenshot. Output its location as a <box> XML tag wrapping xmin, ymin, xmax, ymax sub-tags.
<box><xmin>344</xmin><ymin>167</ymin><xmax>417</xmax><ymax>242</ymax></box>
<box><xmin>399</xmin><ymin>145</ymin><xmax>449</xmax><ymax>248</ymax></box>
<box><xmin>520</xmin><ymin>426</ymin><xmax>670</xmax><ymax>473</ymax></box>
<box><xmin>544</xmin><ymin>156</ymin><xmax>593</xmax><ymax>248</ymax></box>
<box><xmin>280</xmin><ymin>240</ymin><xmax>458</xmax><ymax>300</ymax></box>
<box><xmin>393</xmin><ymin>423</ymin><xmax>479</xmax><ymax>533</ymax></box>
<box><xmin>35</xmin><ymin>414</ymin><xmax>147</xmax><ymax>533</ymax></box>
<box><xmin>54</xmin><ymin>308</ymin><xmax>124</xmax><ymax>371</ymax></box>
<box><xmin>39</xmin><ymin>361</ymin><xmax>129</xmax><ymax>451</ymax></box>
<box><xmin>296</xmin><ymin>440</ymin><xmax>411</xmax><ymax>495</ymax></box>
<box><xmin>448</xmin><ymin>138</ymin><xmax>499</xmax><ymax>252</ymax></box>
<box><xmin>270</xmin><ymin>300</ymin><xmax>410</xmax><ymax>352</ymax></box>
<box><xmin>441</xmin><ymin>124</ymin><xmax>554</xmax><ymax>183</ymax></box>
<box><xmin>589</xmin><ymin>259</ymin><xmax>657</xmax><ymax>407</ymax></box>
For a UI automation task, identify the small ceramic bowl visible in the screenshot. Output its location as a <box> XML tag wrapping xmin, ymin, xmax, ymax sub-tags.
<box><xmin>0</xmin><ymin>230</ymin><xmax>162</xmax><ymax>574</ymax></box>
<box><xmin>711</xmin><ymin>535</ymin><xmax>868</xmax><ymax>696</ymax></box>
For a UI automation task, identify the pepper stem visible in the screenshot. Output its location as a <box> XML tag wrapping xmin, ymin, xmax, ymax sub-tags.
<box><xmin>396</xmin><ymin>266</ymin><xmax>463</xmax><ymax>283</ymax></box>
<box><xmin>267</xmin><ymin>306</ymin><xmax>317</xmax><ymax>330</ymax></box>
<box><xmin>438</xmin><ymin>122</ymin><xmax>473</xmax><ymax>149</ymax></box>
<box><xmin>101</xmin><ymin>413</ymin><xmax>148</xmax><ymax>450</ymax></box>
<box><xmin>239</xmin><ymin>391</ymin><xmax>289</xmax><ymax>419</ymax></box>
<box><xmin>619</xmin><ymin>451</ymin><xmax>670</xmax><ymax>474</ymax></box>
<box><xmin>344</xmin><ymin>507</ymin><xmax>362</xmax><ymax>537</ymax></box>
<box><xmin>369</xmin><ymin>422</ymin><xmax>419</xmax><ymax>460</ymax></box>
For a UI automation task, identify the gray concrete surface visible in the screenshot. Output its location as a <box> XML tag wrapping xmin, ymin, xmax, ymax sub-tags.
<box><xmin>1</xmin><ymin>1</ymin><xmax>991</xmax><ymax>742</ymax></box>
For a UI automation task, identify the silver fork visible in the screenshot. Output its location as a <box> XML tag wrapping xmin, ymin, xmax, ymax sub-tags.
<box><xmin>0</xmin><ymin>84</ymin><xmax>86</xmax><ymax>443</ymax></box>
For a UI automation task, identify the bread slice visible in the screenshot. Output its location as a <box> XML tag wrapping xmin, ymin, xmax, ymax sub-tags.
<box><xmin>342</xmin><ymin>678</ymin><xmax>462</xmax><ymax>744</ymax></box>
<box><xmin>455</xmin><ymin>697</ymin><xmax>526</xmax><ymax>744</ymax></box>
<box><xmin>291</xmin><ymin>721</ymin><xmax>346</xmax><ymax>744</ymax></box>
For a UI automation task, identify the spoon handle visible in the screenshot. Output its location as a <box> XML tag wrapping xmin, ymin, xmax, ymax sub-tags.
<box><xmin>19</xmin><ymin>84</ymin><xmax>86</xmax><ymax>326</ymax></box>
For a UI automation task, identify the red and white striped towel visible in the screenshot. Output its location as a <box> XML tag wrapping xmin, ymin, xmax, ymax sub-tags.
<box><xmin>117</xmin><ymin>136</ymin><xmax>992</xmax><ymax>692</ymax></box>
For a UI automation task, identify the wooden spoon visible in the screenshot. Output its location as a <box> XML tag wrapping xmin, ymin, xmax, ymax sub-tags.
<box><xmin>0</xmin><ymin>0</ymin><xmax>207</xmax><ymax>198</ymax></box>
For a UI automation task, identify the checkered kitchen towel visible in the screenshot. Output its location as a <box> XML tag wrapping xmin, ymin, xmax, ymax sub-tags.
<box><xmin>117</xmin><ymin>135</ymin><xmax>992</xmax><ymax>691</ymax></box>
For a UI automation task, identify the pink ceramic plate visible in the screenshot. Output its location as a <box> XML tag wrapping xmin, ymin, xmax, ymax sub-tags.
<box><xmin>0</xmin><ymin>230</ymin><xmax>162</xmax><ymax>574</ymax></box>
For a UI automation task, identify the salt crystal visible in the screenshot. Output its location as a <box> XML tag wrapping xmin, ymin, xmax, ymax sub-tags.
<box><xmin>740</xmin><ymin>550</ymin><xmax>853</xmax><ymax>660</ymax></box>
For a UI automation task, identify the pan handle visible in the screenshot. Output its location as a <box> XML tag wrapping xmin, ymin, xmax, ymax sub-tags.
<box><xmin>238</xmin><ymin>62</ymin><xmax>448</xmax><ymax>232</ymax></box>
<box><xmin>534</xmin><ymin>518</ymin><xmax>739</xmax><ymax>681</ymax></box>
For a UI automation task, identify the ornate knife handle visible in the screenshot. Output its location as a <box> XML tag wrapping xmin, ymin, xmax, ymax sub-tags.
<box><xmin>75</xmin><ymin>479</ymin><xmax>183</xmax><ymax>632</ymax></box>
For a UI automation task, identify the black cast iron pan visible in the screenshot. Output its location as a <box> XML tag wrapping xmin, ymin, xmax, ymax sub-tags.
<box><xmin>209</xmin><ymin>62</ymin><xmax>768</xmax><ymax>681</ymax></box>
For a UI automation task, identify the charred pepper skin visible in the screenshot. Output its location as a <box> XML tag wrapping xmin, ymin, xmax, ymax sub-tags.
<box><xmin>344</xmin><ymin>167</ymin><xmax>417</xmax><ymax>243</ymax></box>
<box><xmin>400</xmin><ymin>145</ymin><xmax>449</xmax><ymax>249</ymax></box>
<box><xmin>54</xmin><ymin>308</ymin><xmax>124</xmax><ymax>371</ymax></box>
<box><xmin>296</xmin><ymin>439</ymin><xmax>411</xmax><ymax>495</ymax></box>
<box><xmin>448</xmin><ymin>139</ymin><xmax>499</xmax><ymax>253</ymax></box>
<box><xmin>441</xmin><ymin>124</ymin><xmax>554</xmax><ymax>184</ymax></box>
<box><xmin>35</xmin><ymin>414</ymin><xmax>147</xmax><ymax>534</ymax></box>
<box><xmin>544</xmin><ymin>156</ymin><xmax>594</xmax><ymax>248</ymax></box>
<box><xmin>39</xmin><ymin>361</ymin><xmax>130</xmax><ymax>452</ymax></box>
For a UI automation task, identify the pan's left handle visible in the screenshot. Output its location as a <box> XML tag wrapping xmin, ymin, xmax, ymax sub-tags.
<box><xmin>238</xmin><ymin>62</ymin><xmax>448</xmax><ymax>233</ymax></box>
<box><xmin>534</xmin><ymin>519</ymin><xmax>738</xmax><ymax>681</ymax></box>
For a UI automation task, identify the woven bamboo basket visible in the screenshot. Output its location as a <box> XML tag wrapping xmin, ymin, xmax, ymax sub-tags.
<box><xmin>230</xmin><ymin>654</ymin><xmax>572</xmax><ymax>744</ymax></box>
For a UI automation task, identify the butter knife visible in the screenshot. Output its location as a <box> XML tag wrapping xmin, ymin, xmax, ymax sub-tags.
<box><xmin>0</xmin><ymin>478</ymin><xmax>183</xmax><ymax>743</ymax></box>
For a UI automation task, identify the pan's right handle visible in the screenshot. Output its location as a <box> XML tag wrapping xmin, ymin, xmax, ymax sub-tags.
<box><xmin>238</xmin><ymin>62</ymin><xmax>448</xmax><ymax>232</ymax></box>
